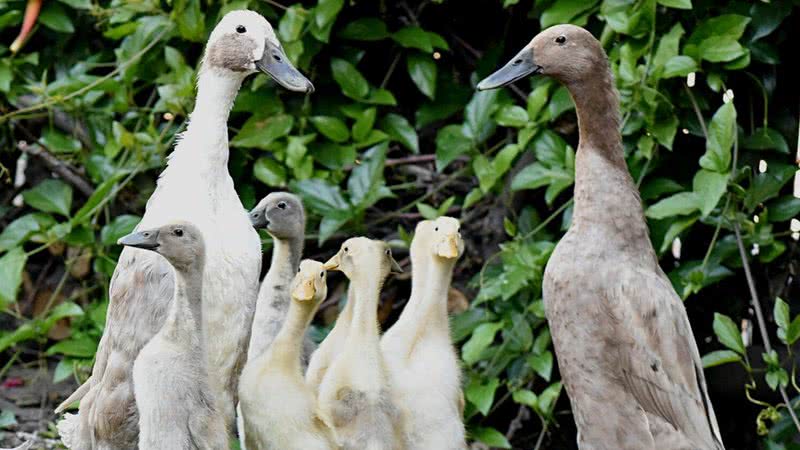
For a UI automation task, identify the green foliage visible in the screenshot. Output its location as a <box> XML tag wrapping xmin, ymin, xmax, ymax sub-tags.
<box><xmin>0</xmin><ymin>0</ymin><xmax>797</xmax><ymax>447</ymax></box>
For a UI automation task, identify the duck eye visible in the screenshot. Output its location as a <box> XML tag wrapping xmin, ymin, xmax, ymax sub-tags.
<box><xmin>344</xmin><ymin>247</ymin><xmax>349</xmax><ymax>252</ymax></box>
<box><xmin>236</xmin><ymin>25</ymin><xmax>246</xmax><ymax>33</ymax></box>
<box><xmin>555</xmin><ymin>35</ymin><xmax>566</xmax><ymax>44</ymax></box>
<box><xmin>174</xmin><ymin>228</ymin><xmax>183</xmax><ymax>237</ymax></box>
<box><xmin>435</xmin><ymin>227</ymin><xmax>439</xmax><ymax>232</ymax></box>
<box><xmin>320</xmin><ymin>271</ymin><xmax>325</xmax><ymax>278</ymax></box>
<box><xmin>277</xmin><ymin>202</ymin><xmax>287</xmax><ymax>209</ymax></box>
<box><xmin>513</xmin><ymin>59</ymin><xmax>522</xmax><ymax>66</ymax></box>
<box><xmin>385</xmin><ymin>249</ymin><xmax>391</xmax><ymax>255</ymax></box>
<box><xmin>273</xmin><ymin>53</ymin><xmax>282</xmax><ymax>62</ymax></box>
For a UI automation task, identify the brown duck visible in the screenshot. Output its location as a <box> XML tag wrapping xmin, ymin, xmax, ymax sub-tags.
<box><xmin>478</xmin><ymin>25</ymin><xmax>725</xmax><ymax>450</ymax></box>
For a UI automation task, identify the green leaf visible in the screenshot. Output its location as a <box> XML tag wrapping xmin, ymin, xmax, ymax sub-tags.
<box><xmin>699</xmin><ymin>102</ymin><xmax>736</xmax><ymax>173</ymax></box>
<box><xmin>657</xmin><ymin>0</ymin><xmax>691</xmax><ymax>9</ymax></box>
<box><xmin>768</xmin><ymin>196</ymin><xmax>800</xmax><ymax>222</ymax></box>
<box><xmin>352</xmin><ymin>108</ymin><xmax>377</xmax><ymax>142</ymax></box>
<box><xmin>253</xmin><ymin>157</ymin><xmax>286</xmax><ymax>187</ymax></box>
<box><xmin>527</xmin><ymin>350</ymin><xmax>554</xmax><ymax>381</ymax></box>
<box><xmin>713</xmin><ymin>312</ymin><xmax>745</xmax><ymax>355</ymax></box>
<box><xmin>462</xmin><ymin>322</ymin><xmax>502</xmax><ymax>365</ymax></box>
<box><xmin>687</xmin><ymin>15</ymin><xmax>750</xmax><ymax>47</ymax></box>
<box><xmin>465</xmin><ymin>377</ymin><xmax>499</xmax><ymax>416</ymax></box>
<box><xmin>40</xmin><ymin>129</ymin><xmax>82</xmax><ymax>154</ymax></box>
<box><xmin>495</xmin><ymin>105</ymin><xmax>529</xmax><ymax>128</ymax></box>
<box><xmin>392</xmin><ymin>26</ymin><xmax>433</xmax><ymax>52</ymax></box>
<box><xmin>662</xmin><ymin>55</ymin><xmax>698</xmax><ymax>78</ymax></box>
<box><xmin>101</xmin><ymin>215</ymin><xmax>141</xmax><ymax>246</ymax></box>
<box><xmin>338</xmin><ymin>18</ymin><xmax>389</xmax><ymax>41</ymax></box>
<box><xmin>785</xmin><ymin>316</ymin><xmax>800</xmax><ymax>346</ymax></box>
<box><xmin>348</xmin><ymin>142</ymin><xmax>389</xmax><ymax>208</ymax></box>
<box><xmin>232</xmin><ymin>115</ymin><xmax>294</xmax><ymax>149</ymax></box>
<box><xmin>537</xmin><ymin>381</ymin><xmax>563</xmax><ymax>415</ymax></box>
<box><xmin>0</xmin><ymin>213</ymin><xmax>53</xmax><ymax>252</ymax></box>
<box><xmin>540</xmin><ymin>0</ymin><xmax>599</xmax><ymax>28</ymax></box>
<box><xmin>470</xmin><ymin>426</ymin><xmax>511</xmax><ymax>449</ymax></box>
<box><xmin>435</xmin><ymin>125</ymin><xmax>472</xmax><ymax>171</ymax></box>
<box><xmin>698</xmin><ymin>37</ymin><xmax>745</xmax><ymax>63</ymax></box>
<box><xmin>172</xmin><ymin>0</ymin><xmax>204</xmax><ymax>42</ymax></box>
<box><xmin>315</xmin><ymin>0</ymin><xmax>344</xmax><ymax>28</ymax></box>
<box><xmin>774</xmin><ymin>298</ymin><xmax>790</xmax><ymax>331</ymax></box>
<box><xmin>380</xmin><ymin>114</ymin><xmax>419</xmax><ymax>154</ymax></box>
<box><xmin>546</xmin><ymin>86</ymin><xmax>574</xmax><ymax>120</ymax></box>
<box><xmin>651</xmin><ymin>24</ymin><xmax>685</xmax><ymax>77</ymax></box>
<box><xmin>406</xmin><ymin>54</ymin><xmax>437</xmax><ymax>99</ymax></box>
<box><xmin>364</xmin><ymin>89</ymin><xmax>397</xmax><ymax>106</ymax></box>
<box><xmin>465</xmin><ymin>90</ymin><xmax>498</xmax><ymax>142</ymax></box>
<box><xmin>692</xmin><ymin>170</ymin><xmax>728</xmax><ymax>217</ymax></box>
<box><xmin>527</xmin><ymin>84</ymin><xmax>550</xmax><ymax>120</ymax></box>
<box><xmin>0</xmin><ymin>248</ymin><xmax>28</xmax><ymax>308</ymax></box>
<box><xmin>701</xmin><ymin>350</ymin><xmax>741</xmax><ymax>368</ymax></box>
<box><xmin>279</xmin><ymin>5</ymin><xmax>306</xmax><ymax>42</ymax></box>
<box><xmin>46</xmin><ymin>336</ymin><xmax>98</xmax><ymax>358</ymax></box>
<box><xmin>742</xmin><ymin>128</ymin><xmax>789</xmax><ymax>154</ymax></box>
<box><xmin>22</xmin><ymin>179</ymin><xmax>73</xmax><ymax>217</ymax></box>
<box><xmin>44</xmin><ymin>302</ymin><xmax>84</xmax><ymax>330</ymax></box>
<box><xmin>310</xmin><ymin>116</ymin><xmax>350</xmax><ymax>143</ymax></box>
<box><xmin>416</xmin><ymin>203</ymin><xmax>439</xmax><ymax>220</ymax></box>
<box><xmin>645</xmin><ymin>192</ymin><xmax>700</xmax><ymax>219</ymax></box>
<box><xmin>331</xmin><ymin>58</ymin><xmax>370</xmax><ymax>99</ymax></box>
<box><xmin>292</xmin><ymin>179</ymin><xmax>350</xmax><ymax>215</ymax></box>
<box><xmin>39</xmin><ymin>2</ymin><xmax>75</xmax><ymax>33</ymax></box>
<box><xmin>744</xmin><ymin>163</ymin><xmax>796</xmax><ymax>210</ymax></box>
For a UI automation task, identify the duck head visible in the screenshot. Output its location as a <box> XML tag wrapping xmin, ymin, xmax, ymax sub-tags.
<box><xmin>205</xmin><ymin>10</ymin><xmax>314</xmax><ymax>92</ymax></box>
<box><xmin>477</xmin><ymin>24</ymin><xmax>604</xmax><ymax>90</ymax></box>
<box><xmin>249</xmin><ymin>192</ymin><xmax>306</xmax><ymax>240</ymax></box>
<box><xmin>323</xmin><ymin>237</ymin><xmax>403</xmax><ymax>280</ymax></box>
<box><xmin>430</xmin><ymin>216</ymin><xmax>464</xmax><ymax>259</ymax></box>
<box><xmin>291</xmin><ymin>259</ymin><xmax>328</xmax><ymax>304</ymax></box>
<box><xmin>118</xmin><ymin>222</ymin><xmax>204</xmax><ymax>272</ymax></box>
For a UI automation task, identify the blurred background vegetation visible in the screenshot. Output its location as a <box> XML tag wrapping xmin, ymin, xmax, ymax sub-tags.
<box><xmin>0</xmin><ymin>0</ymin><xmax>798</xmax><ymax>448</ymax></box>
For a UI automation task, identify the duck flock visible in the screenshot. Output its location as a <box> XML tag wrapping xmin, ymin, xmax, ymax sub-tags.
<box><xmin>49</xmin><ymin>9</ymin><xmax>726</xmax><ymax>450</ymax></box>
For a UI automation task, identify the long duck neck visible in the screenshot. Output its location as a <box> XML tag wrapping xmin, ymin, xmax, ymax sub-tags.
<box><xmin>347</xmin><ymin>275</ymin><xmax>383</xmax><ymax>342</ymax></box>
<box><xmin>269</xmin><ymin>236</ymin><xmax>303</xmax><ymax>281</ymax></box>
<box><xmin>566</xmin><ymin>67</ymin><xmax>653</xmax><ymax>255</ymax></box>
<box><xmin>270</xmin><ymin>298</ymin><xmax>317</xmax><ymax>371</ymax></box>
<box><xmin>174</xmin><ymin>67</ymin><xmax>245</xmax><ymax>167</ymax></box>
<box><xmin>162</xmin><ymin>266</ymin><xmax>205</xmax><ymax>345</ymax></box>
<box><xmin>403</xmin><ymin>255</ymin><xmax>454</xmax><ymax>334</ymax></box>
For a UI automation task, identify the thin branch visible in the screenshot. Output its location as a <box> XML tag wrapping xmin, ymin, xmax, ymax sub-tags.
<box><xmin>684</xmin><ymin>84</ymin><xmax>709</xmax><ymax>140</ymax></box>
<box><xmin>385</xmin><ymin>154</ymin><xmax>435</xmax><ymax>167</ymax></box>
<box><xmin>18</xmin><ymin>142</ymin><xmax>94</xmax><ymax>196</ymax></box>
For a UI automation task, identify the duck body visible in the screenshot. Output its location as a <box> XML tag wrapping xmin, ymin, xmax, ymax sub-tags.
<box><xmin>239</xmin><ymin>260</ymin><xmax>334</xmax><ymax>450</ymax></box>
<box><xmin>479</xmin><ymin>24</ymin><xmax>723</xmax><ymax>450</ymax></box>
<box><xmin>316</xmin><ymin>238</ymin><xmax>406</xmax><ymax>450</ymax></box>
<box><xmin>381</xmin><ymin>218</ymin><xmax>466</xmax><ymax>450</ymax></box>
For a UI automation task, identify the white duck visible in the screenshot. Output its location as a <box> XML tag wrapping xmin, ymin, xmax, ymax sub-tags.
<box><xmin>381</xmin><ymin>217</ymin><xmax>466</xmax><ymax>449</ymax></box>
<box><xmin>316</xmin><ymin>237</ymin><xmax>406</xmax><ymax>450</ymax></box>
<box><xmin>239</xmin><ymin>260</ymin><xmax>335</xmax><ymax>450</ymax></box>
<box><xmin>56</xmin><ymin>10</ymin><xmax>313</xmax><ymax>449</ymax></box>
<box><xmin>119</xmin><ymin>222</ymin><xmax>227</xmax><ymax>450</ymax></box>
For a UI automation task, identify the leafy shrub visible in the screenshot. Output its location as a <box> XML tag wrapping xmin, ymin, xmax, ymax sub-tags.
<box><xmin>0</xmin><ymin>0</ymin><xmax>797</xmax><ymax>448</ymax></box>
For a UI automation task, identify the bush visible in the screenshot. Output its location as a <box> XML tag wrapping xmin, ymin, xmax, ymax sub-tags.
<box><xmin>0</xmin><ymin>0</ymin><xmax>798</xmax><ymax>448</ymax></box>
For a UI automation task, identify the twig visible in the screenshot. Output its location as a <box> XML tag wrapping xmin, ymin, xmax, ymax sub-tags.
<box><xmin>734</xmin><ymin>222</ymin><xmax>800</xmax><ymax>433</ymax></box>
<box><xmin>684</xmin><ymin>84</ymin><xmax>709</xmax><ymax>140</ymax></box>
<box><xmin>14</xmin><ymin>95</ymin><xmax>93</xmax><ymax>149</ymax></box>
<box><xmin>380</xmin><ymin>53</ymin><xmax>402</xmax><ymax>90</ymax></box>
<box><xmin>385</xmin><ymin>154</ymin><xmax>435</xmax><ymax>167</ymax></box>
<box><xmin>18</xmin><ymin>142</ymin><xmax>94</xmax><ymax>196</ymax></box>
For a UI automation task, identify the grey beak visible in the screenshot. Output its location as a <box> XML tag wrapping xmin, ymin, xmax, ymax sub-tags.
<box><xmin>249</xmin><ymin>208</ymin><xmax>268</xmax><ymax>229</ymax></box>
<box><xmin>477</xmin><ymin>46</ymin><xmax>542</xmax><ymax>91</ymax></box>
<box><xmin>256</xmin><ymin>40</ymin><xmax>314</xmax><ymax>93</ymax></box>
<box><xmin>118</xmin><ymin>229</ymin><xmax>160</xmax><ymax>250</ymax></box>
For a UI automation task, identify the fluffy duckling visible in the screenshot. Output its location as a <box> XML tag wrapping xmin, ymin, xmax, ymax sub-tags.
<box><xmin>316</xmin><ymin>238</ymin><xmax>406</xmax><ymax>450</ymax></box>
<box><xmin>239</xmin><ymin>260</ymin><xmax>335</xmax><ymax>450</ymax></box>
<box><xmin>119</xmin><ymin>222</ymin><xmax>227</xmax><ymax>450</ymax></box>
<box><xmin>381</xmin><ymin>217</ymin><xmax>466</xmax><ymax>449</ymax></box>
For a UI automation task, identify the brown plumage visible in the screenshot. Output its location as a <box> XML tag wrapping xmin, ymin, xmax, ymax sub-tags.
<box><xmin>478</xmin><ymin>24</ymin><xmax>724</xmax><ymax>450</ymax></box>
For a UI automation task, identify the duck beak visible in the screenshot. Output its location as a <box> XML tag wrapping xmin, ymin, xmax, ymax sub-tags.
<box><xmin>323</xmin><ymin>252</ymin><xmax>341</xmax><ymax>271</ymax></box>
<box><xmin>477</xmin><ymin>45</ymin><xmax>542</xmax><ymax>91</ymax></box>
<box><xmin>388</xmin><ymin>254</ymin><xmax>403</xmax><ymax>274</ymax></box>
<box><xmin>437</xmin><ymin>235</ymin><xmax>462</xmax><ymax>259</ymax></box>
<box><xmin>118</xmin><ymin>229</ymin><xmax>160</xmax><ymax>250</ymax></box>
<box><xmin>249</xmin><ymin>207</ymin><xmax>268</xmax><ymax>229</ymax></box>
<box><xmin>256</xmin><ymin>39</ymin><xmax>314</xmax><ymax>93</ymax></box>
<box><xmin>292</xmin><ymin>279</ymin><xmax>316</xmax><ymax>301</ymax></box>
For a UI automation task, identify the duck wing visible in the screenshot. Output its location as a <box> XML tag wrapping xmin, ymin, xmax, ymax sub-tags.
<box><xmin>609</xmin><ymin>266</ymin><xmax>724</xmax><ymax>450</ymax></box>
